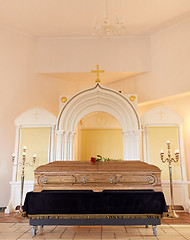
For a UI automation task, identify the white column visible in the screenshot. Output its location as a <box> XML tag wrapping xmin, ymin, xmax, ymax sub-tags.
<box><xmin>5</xmin><ymin>125</ymin><xmax>21</xmax><ymax>213</ymax></box>
<box><xmin>122</xmin><ymin>130</ymin><xmax>141</xmax><ymax>160</ymax></box>
<box><xmin>178</xmin><ymin>125</ymin><xmax>187</xmax><ymax>182</ymax></box>
<box><xmin>142</xmin><ymin>124</ymin><xmax>149</xmax><ymax>163</ymax></box>
<box><xmin>55</xmin><ymin>130</ymin><xmax>64</xmax><ymax>161</ymax></box>
<box><xmin>12</xmin><ymin>125</ymin><xmax>21</xmax><ymax>181</ymax></box>
<box><xmin>63</xmin><ymin>131</ymin><xmax>69</xmax><ymax>160</ymax></box>
<box><xmin>122</xmin><ymin>132</ymin><xmax>128</xmax><ymax>160</ymax></box>
<box><xmin>178</xmin><ymin>124</ymin><xmax>190</xmax><ymax>212</ymax></box>
<box><xmin>69</xmin><ymin>131</ymin><xmax>75</xmax><ymax>161</ymax></box>
<box><xmin>49</xmin><ymin>125</ymin><xmax>56</xmax><ymax>162</ymax></box>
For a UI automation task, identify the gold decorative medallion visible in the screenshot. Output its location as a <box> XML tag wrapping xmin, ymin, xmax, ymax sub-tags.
<box><xmin>61</xmin><ymin>96</ymin><xmax>67</xmax><ymax>103</ymax></box>
<box><xmin>130</xmin><ymin>95</ymin><xmax>136</xmax><ymax>102</ymax></box>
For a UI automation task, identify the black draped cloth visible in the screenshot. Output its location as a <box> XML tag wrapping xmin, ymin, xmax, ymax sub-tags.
<box><xmin>23</xmin><ymin>190</ymin><xmax>167</xmax><ymax>216</ymax></box>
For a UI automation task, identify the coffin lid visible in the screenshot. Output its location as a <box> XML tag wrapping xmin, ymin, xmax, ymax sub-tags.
<box><xmin>34</xmin><ymin>161</ymin><xmax>161</xmax><ymax>173</ymax></box>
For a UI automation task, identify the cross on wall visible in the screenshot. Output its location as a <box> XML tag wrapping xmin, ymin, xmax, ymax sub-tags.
<box><xmin>33</xmin><ymin>110</ymin><xmax>40</xmax><ymax>120</ymax></box>
<box><xmin>91</xmin><ymin>65</ymin><xmax>104</xmax><ymax>83</ymax></box>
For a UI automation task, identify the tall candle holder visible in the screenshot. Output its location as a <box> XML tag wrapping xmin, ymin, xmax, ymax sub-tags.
<box><xmin>12</xmin><ymin>146</ymin><xmax>36</xmax><ymax>214</ymax></box>
<box><xmin>160</xmin><ymin>140</ymin><xmax>179</xmax><ymax>218</ymax></box>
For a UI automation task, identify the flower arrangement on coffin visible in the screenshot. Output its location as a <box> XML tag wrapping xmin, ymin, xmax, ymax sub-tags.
<box><xmin>91</xmin><ymin>155</ymin><xmax>111</xmax><ymax>163</ymax></box>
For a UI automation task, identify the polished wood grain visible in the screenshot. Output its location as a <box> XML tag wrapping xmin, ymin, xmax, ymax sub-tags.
<box><xmin>33</xmin><ymin>161</ymin><xmax>162</xmax><ymax>192</ymax></box>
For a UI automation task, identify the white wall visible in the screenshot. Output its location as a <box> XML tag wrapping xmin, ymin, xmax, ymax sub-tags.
<box><xmin>36</xmin><ymin>37</ymin><xmax>151</xmax><ymax>73</ymax></box>
<box><xmin>0</xmin><ymin>26</ymin><xmax>37</xmax><ymax>207</ymax></box>
<box><xmin>107</xmin><ymin>19</ymin><xmax>190</xmax><ymax>103</ymax></box>
<box><xmin>0</xmin><ymin>26</ymin><xmax>75</xmax><ymax>207</ymax></box>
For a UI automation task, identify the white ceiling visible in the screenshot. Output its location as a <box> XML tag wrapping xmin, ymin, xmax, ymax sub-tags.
<box><xmin>1</xmin><ymin>0</ymin><xmax>190</xmax><ymax>85</ymax></box>
<box><xmin>0</xmin><ymin>0</ymin><xmax>190</xmax><ymax>38</ymax></box>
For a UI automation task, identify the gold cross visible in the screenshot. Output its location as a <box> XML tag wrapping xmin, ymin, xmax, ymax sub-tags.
<box><xmin>91</xmin><ymin>65</ymin><xmax>104</xmax><ymax>83</ymax></box>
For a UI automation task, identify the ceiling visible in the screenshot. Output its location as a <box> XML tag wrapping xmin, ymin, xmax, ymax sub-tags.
<box><xmin>1</xmin><ymin>0</ymin><xmax>190</xmax><ymax>85</ymax></box>
<box><xmin>0</xmin><ymin>0</ymin><xmax>190</xmax><ymax>38</ymax></box>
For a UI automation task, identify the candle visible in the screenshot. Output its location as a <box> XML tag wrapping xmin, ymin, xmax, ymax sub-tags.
<box><xmin>33</xmin><ymin>154</ymin><xmax>37</xmax><ymax>158</ymax></box>
<box><xmin>160</xmin><ymin>149</ymin><xmax>164</xmax><ymax>153</ymax></box>
<box><xmin>12</xmin><ymin>153</ymin><xmax>16</xmax><ymax>157</ymax></box>
<box><xmin>23</xmin><ymin>146</ymin><xmax>27</xmax><ymax>150</ymax></box>
<box><xmin>167</xmin><ymin>140</ymin><xmax>170</xmax><ymax>144</ymax></box>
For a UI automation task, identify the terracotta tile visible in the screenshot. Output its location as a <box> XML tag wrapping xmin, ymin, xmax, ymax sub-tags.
<box><xmin>157</xmin><ymin>236</ymin><xmax>187</xmax><ymax>240</ymax></box>
<box><xmin>0</xmin><ymin>232</ymin><xmax>24</xmax><ymax>239</ymax></box>
<box><xmin>89</xmin><ymin>226</ymin><xmax>101</xmax><ymax>232</ymax></box>
<box><xmin>182</xmin><ymin>235</ymin><xmax>190</xmax><ymax>240</ymax></box>
<box><xmin>142</xmin><ymin>238</ymin><xmax>157</xmax><ymax>240</ymax></box>
<box><xmin>138</xmin><ymin>227</ymin><xmax>156</xmax><ymax>236</ymax></box>
<box><xmin>60</xmin><ymin>233</ymin><xmax>76</xmax><ymax>239</ymax></box>
<box><xmin>114</xmin><ymin>231</ymin><xmax>129</xmax><ymax>238</ymax></box>
<box><xmin>126</xmin><ymin>237</ymin><xmax>144</xmax><ymax>239</ymax></box>
<box><xmin>74</xmin><ymin>232</ymin><xmax>101</xmax><ymax>239</ymax></box>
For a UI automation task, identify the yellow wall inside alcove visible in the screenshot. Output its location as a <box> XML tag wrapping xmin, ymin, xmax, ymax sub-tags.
<box><xmin>80</xmin><ymin>129</ymin><xmax>123</xmax><ymax>161</ymax></box>
<box><xmin>17</xmin><ymin>127</ymin><xmax>50</xmax><ymax>181</ymax></box>
<box><xmin>147</xmin><ymin>126</ymin><xmax>181</xmax><ymax>180</ymax></box>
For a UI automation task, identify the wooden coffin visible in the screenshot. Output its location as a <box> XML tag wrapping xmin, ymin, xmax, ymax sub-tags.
<box><xmin>33</xmin><ymin>161</ymin><xmax>162</xmax><ymax>192</ymax></box>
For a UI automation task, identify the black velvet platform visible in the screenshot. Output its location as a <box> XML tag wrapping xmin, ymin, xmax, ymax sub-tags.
<box><xmin>23</xmin><ymin>190</ymin><xmax>167</xmax><ymax>216</ymax></box>
<box><xmin>23</xmin><ymin>190</ymin><xmax>167</xmax><ymax>237</ymax></box>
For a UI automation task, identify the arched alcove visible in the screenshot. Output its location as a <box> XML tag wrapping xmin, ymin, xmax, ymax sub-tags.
<box><xmin>75</xmin><ymin>111</ymin><xmax>123</xmax><ymax>161</ymax></box>
<box><xmin>56</xmin><ymin>83</ymin><xmax>141</xmax><ymax>161</ymax></box>
<box><xmin>6</xmin><ymin>107</ymin><xmax>57</xmax><ymax>213</ymax></box>
<box><xmin>141</xmin><ymin>106</ymin><xmax>189</xmax><ymax>212</ymax></box>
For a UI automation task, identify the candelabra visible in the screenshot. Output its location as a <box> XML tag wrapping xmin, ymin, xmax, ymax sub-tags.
<box><xmin>160</xmin><ymin>140</ymin><xmax>179</xmax><ymax>218</ymax></box>
<box><xmin>12</xmin><ymin>146</ymin><xmax>36</xmax><ymax>214</ymax></box>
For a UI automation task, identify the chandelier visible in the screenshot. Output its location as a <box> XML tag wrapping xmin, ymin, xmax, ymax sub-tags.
<box><xmin>92</xmin><ymin>0</ymin><xmax>125</xmax><ymax>37</ymax></box>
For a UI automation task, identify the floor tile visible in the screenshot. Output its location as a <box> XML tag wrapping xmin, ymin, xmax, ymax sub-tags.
<box><xmin>0</xmin><ymin>212</ymin><xmax>190</xmax><ymax>239</ymax></box>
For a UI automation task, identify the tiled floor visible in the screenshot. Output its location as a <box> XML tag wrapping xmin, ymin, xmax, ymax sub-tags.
<box><xmin>0</xmin><ymin>212</ymin><xmax>190</xmax><ymax>239</ymax></box>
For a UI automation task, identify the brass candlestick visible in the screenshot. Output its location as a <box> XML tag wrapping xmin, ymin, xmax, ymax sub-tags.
<box><xmin>12</xmin><ymin>146</ymin><xmax>36</xmax><ymax>214</ymax></box>
<box><xmin>160</xmin><ymin>141</ymin><xmax>179</xmax><ymax>218</ymax></box>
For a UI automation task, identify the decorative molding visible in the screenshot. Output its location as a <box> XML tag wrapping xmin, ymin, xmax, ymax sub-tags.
<box><xmin>57</xmin><ymin>83</ymin><xmax>141</xmax><ymax>161</ymax></box>
<box><xmin>7</xmin><ymin>108</ymin><xmax>57</xmax><ymax>212</ymax></box>
<box><xmin>141</xmin><ymin>106</ymin><xmax>183</xmax><ymax>125</ymax></box>
<box><xmin>122</xmin><ymin>130</ymin><xmax>142</xmax><ymax>137</ymax></box>
<box><xmin>15</xmin><ymin>107</ymin><xmax>57</xmax><ymax>126</ymax></box>
<box><xmin>58</xmin><ymin>83</ymin><xmax>140</xmax><ymax>132</ymax></box>
<box><xmin>161</xmin><ymin>180</ymin><xmax>190</xmax><ymax>212</ymax></box>
<box><xmin>141</xmin><ymin>106</ymin><xmax>188</xmax><ymax>211</ymax></box>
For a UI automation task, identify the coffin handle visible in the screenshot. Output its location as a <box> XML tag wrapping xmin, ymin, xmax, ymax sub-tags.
<box><xmin>81</xmin><ymin>177</ymin><xmax>87</xmax><ymax>184</ymax></box>
<box><xmin>72</xmin><ymin>175</ymin><xmax>77</xmax><ymax>185</ymax></box>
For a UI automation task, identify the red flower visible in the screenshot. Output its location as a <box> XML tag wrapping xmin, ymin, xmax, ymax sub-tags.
<box><xmin>91</xmin><ymin>157</ymin><xmax>96</xmax><ymax>163</ymax></box>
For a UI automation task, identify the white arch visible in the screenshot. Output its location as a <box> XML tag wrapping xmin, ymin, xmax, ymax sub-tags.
<box><xmin>56</xmin><ymin>83</ymin><xmax>141</xmax><ymax>161</ymax></box>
